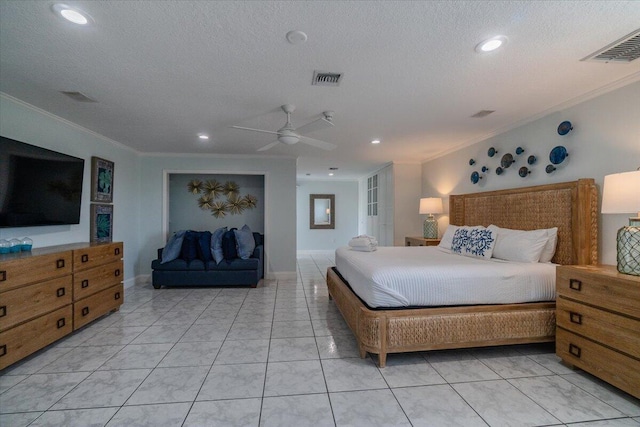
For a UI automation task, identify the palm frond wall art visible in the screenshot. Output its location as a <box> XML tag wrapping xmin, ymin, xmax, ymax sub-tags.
<box><xmin>187</xmin><ymin>178</ymin><xmax>258</xmax><ymax>218</ymax></box>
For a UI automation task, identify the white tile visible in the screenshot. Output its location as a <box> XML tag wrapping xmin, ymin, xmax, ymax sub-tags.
<box><xmin>331</xmin><ymin>389</ymin><xmax>411</xmax><ymax>427</ymax></box>
<box><xmin>30</xmin><ymin>407</ymin><xmax>118</xmax><ymax>426</ymax></box>
<box><xmin>158</xmin><ymin>341</ymin><xmax>222</xmax><ymax>367</ymax></box>
<box><xmin>0</xmin><ymin>412</ymin><xmax>42</xmax><ymax>427</ymax></box>
<box><xmin>98</xmin><ymin>343</ymin><xmax>173</xmax><ymax>370</ymax></box>
<box><xmin>321</xmin><ymin>358</ymin><xmax>387</xmax><ymax>392</ymax></box>
<box><xmin>0</xmin><ymin>375</ymin><xmax>28</xmax><ymax>394</ymax></box>
<box><xmin>227</xmin><ymin>322</ymin><xmax>272</xmax><ymax>340</ymax></box>
<box><xmin>0</xmin><ymin>372</ymin><xmax>89</xmax><ymax>413</ymax></box>
<box><xmin>197</xmin><ymin>363</ymin><xmax>266</xmax><ymax>400</ymax></box>
<box><xmin>478</xmin><ymin>355</ymin><xmax>553</xmax><ymax>378</ymax></box>
<box><xmin>316</xmin><ymin>335</ymin><xmax>361</xmax><ymax>359</ymax></box>
<box><xmin>393</xmin><ymin>384</ymin><xmax>487</xmax><ymax>427</ymax></box>
<box><xmin>184</xmin><ymin>399</ymin><xmax>261</xmax><ymax>426</ymax></box>
<box><xmin>180</xmin><ymin>323</ymin><xmax>232</xmax><ymax>342</ymax></box>
<box><xmin>264</xmin><ymin>360</ymin><xmax>326</xmax><ymax>396</ymax></box>
<box><xmin>38</xmin><ymin>346</ymin><xmax>123</xmax><ymax>373</ymax></box>
<box><xmin>378</xmin><ymin>355</ymin><xmax>445</xmax><ymax>388</ymax></box>
<box><xmin>107</xmin><ymin>402</ymin><xmax>190</xmax><ymax>427</ymax></box>
<box><xmin>0</xmin><ymin>347</ymin><xmax>72</xmax><ymax>376</ymax></box>
<box><xmin>260</xmin><ymin>394</ymin><xmax>334</xmax><ymax>427</ymax></box>
<box><xmin>130</xmin><ymin>324</ymin><xmax>189</xmax><ymax>344</ymax></box>
<box><xmin>271</xmin><ymin>320</ymin><xmax>314</xmax><ymax>338</ymax></box>
<box><xmin>562</xmin><ymin>373</ymin><xmax>640</xmax><ymax>417</ymax></box>
<box><xmin>510</xmin><ymin>375</ymin><xmax>624</xmax><ymax>423</ymax></box>
<box><xmin>453</xmin><ymin>379</ymin><xmax>560</xmax><ymax>426</ymax></box>
<box><xmin>268</xmin><ymin>337</ymin><xmax>319</xmax><ymax>362</ymax></box>
<box><xmin>126</xmin><ymin>366</ymin><xmax>209</xmax><ymax>405</ymax></box>
<box><xmin>215</xmin><ymin>339</ymin><xmax>270</xmax><ymax>364</ymax></box>
<box><xmin>568</xmin><ymin>419</ymin><xmax>640</xmax><ymax>427</ymax></box>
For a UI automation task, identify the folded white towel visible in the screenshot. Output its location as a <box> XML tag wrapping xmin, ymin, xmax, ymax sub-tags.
<box><xmin>349</xmin><ymin>235</ymin><xmax>378</xmax><ymax>247</ymax></box>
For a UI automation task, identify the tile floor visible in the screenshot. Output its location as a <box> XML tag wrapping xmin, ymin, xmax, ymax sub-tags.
<box><xmin>1</xmin><ymin>253</ymin><xmax>639</xmax><ymax>427</ymax></box>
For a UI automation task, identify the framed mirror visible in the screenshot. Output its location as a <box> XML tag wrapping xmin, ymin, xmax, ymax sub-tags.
<box><xmin>310</xmin><ymin>194</ymin><xmax>335</xmax><ymax>229</ymax></box>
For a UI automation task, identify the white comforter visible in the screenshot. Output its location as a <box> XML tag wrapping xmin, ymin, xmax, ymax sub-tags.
<box><xmin>334</xmin><ymin>246</ymin><xmax>556</xmax><ymax>308</ymax></box>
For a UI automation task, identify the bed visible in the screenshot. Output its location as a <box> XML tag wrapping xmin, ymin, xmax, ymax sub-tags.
<box><xmin>326</xmin><ymin>179</ymin><xmax>598</xmax><ymax>367</ymax></box>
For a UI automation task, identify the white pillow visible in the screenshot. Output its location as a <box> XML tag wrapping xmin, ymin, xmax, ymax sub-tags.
<box><xmin>539</xmin><ymin>227</ymin><xmax>558</xmax><ymax>263</ymax></box>
<box><xmin>451</xmin><ymin>226</ymin><xmax>496</xmax><ymax>260</ymax></box>
<box><xmin>438</xmin><ymin>225</ymin><xmax>460</xmax><ymax>250</ymax></box>
<box><xmin>488</xmin><ymin>225</ymin><xmax>549</xmax><ymax>263</ymax></box>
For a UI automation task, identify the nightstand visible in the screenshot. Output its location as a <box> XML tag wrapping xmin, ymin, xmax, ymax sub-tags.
<box><xmin>556</xmin><ymin>265</ymin><xmax>640</xmax><ymax>398</ymax></box>
<box><xmin>405</xmin><ymin>237</ymin><xmax>440</xmax><ymax>247</ymax></box>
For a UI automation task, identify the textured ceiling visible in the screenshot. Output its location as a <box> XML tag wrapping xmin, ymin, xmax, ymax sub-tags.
<box><xmin>1</xmin><ymin>1</ymin><xmax>639</xmax><ymax>180</ymax></box>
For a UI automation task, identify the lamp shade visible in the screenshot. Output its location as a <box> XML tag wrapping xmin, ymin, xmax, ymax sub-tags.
<box><xmin>602</xmin><ymin>171</ymin><xmax>640</xmax><ymax>215</ymax></box>
<box><xmin>419</xmin><ymin>197</ymin><xmax>443</xmax><ymax>215</ymax></box>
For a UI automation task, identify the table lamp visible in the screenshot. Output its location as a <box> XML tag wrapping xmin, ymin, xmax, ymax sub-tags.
<box><xmin>601</xmin><ymin>170</ymin><xmax>640</xmax><ymax>276</ymax></box>
<box><xmin>419</xmin><ymin>197</ymin><xmax>443</xmax><ymax>239</ymax></box>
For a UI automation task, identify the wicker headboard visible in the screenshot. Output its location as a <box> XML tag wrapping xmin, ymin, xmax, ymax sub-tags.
<box><xmin>449</xmin><ymin>179</ymin><xmax>597</xmax><ymax>265</ymax></box>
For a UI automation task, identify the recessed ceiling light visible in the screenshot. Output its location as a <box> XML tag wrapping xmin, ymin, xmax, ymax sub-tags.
<box><xmin>198</xmin><ymin>134</ymin><xmax>209</xmax><ymax>140</ymax></box>
<box><xmin>371</xmin><ymin>139</ymin><xmax>381</xmax><ymax>144</ymax></box>
<box><xmin>52</xmin><ymin>4</ymin><xmax>92</xmax><ymax>25</ymax></box>
<box><xmin>286</xmin><ymin>30</ymin><xmax>307</xmax><ymax>45</ymax></box>
<box><xmin>475</xmin><ymin>35</ymin><xmax>508</xmax><ymax>53</ymax></box>
<box><xmin>328</xmin><ymin>173</ymin><xmax>334</xmax><ymax>176</ymax></box>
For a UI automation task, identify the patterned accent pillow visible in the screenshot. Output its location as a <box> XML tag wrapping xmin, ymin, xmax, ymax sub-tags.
<box><xmin>451</xmin><ymin>226</ymin><xmax>496</xmax><ymax>260</ymax></box>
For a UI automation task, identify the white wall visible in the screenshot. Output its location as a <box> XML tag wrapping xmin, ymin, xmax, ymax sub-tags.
<box><xmin>0</xmin><ymin>94</ymin><xmax>141</xmax><ymax>284</ymax></box>
<box><xmin>392</xmin><ymin>163</ymin><xmax>423</xmax><ymax>246</ymax></box>
<box><xmin>138</xmin><ymin>154</ymin><xmax>297</xmax><ymax>279</ymax></box>
<box><xmin>421</xmin><ymin>81</ymin><xmax>640</xmax><ymax>266</ymax></box>
<box><xmin>296</xmin><ymin>180</ymin><xmax>359</xmax><ymax>251</ymax></box>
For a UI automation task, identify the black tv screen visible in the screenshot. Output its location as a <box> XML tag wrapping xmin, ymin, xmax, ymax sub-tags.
<box><xmin>0</xmin><ymin>136</ymin><xmax>84</xmax><ymax>228</ymax></box>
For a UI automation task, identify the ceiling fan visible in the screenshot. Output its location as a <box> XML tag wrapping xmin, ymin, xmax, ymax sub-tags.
<box><xmin>231</xmin><ymin>104</ymin><xmax>337</xmax><ymax>151</ymax></box>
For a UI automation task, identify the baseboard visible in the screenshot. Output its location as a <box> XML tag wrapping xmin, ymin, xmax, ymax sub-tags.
<box><xmin>266</xmin><ymin>271</ymin><xmax>297</xmax><ymax>281</ymax></box>
<box><xmin>124</xmin><ymin>274</ymin><xmax>150</xmax><ymax>289</ymax></box>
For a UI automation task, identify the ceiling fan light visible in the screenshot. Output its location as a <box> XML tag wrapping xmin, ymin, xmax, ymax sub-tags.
<box><xmin>279</xmin><ymin>135</ymin><xmax>299</xmax><ymax>145</ymax></box>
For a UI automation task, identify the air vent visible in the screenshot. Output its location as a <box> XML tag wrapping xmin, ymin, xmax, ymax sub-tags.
<box><xmin>582</xmin><ymin>28</ymin><xmax>640</xmax><ymax>63</ymax></box>
<box><xmin>470</xmin><ymin>110</ymin><xmax>495</xmax><ymax>118</ymax></box>
<box><xmin>60</xmin><ymin>91</ymin><xmax>97</xmax><ymax>102</ymax></box>
<box><xmin>312</xmin><ymin>71</ymin><xmax>343</xmax><ymax>87</ymax></box>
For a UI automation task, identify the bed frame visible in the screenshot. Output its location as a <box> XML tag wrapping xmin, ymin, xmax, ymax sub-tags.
<box><xmin>326</xmin><ymin>179</ymin><xmax>598</xmax><ymax>367</ymax></box>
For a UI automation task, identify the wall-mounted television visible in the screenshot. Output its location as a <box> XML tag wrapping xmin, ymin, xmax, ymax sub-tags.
<box><xmin>0</xmin><ymin>136</ymin><xmax>85</xmax><ymax>228</ymax></box>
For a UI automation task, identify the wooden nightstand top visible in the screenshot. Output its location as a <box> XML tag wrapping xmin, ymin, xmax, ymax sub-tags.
<box><xmin>405</xmin><ymin>236</ymin><xmax>440</xmax><ymax>247</ymax></box>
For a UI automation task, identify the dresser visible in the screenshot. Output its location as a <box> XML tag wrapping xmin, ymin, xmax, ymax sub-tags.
<box><xmin>0</xmin><ymin>242</ymin><xmax>123</xmax><ymax>370</ymax></box>
<box><xmin>556</xmin><ymin>265</ymin><xmax>640</xmax><ymax>398</ymax></box>
<box><xmin>405</xmin><ymin>237</ymin><xmax>440</xmax><ymax>247</ymax></box>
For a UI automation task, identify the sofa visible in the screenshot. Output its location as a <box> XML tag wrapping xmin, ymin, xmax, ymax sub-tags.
<box><xmin>151</xmin><ymin>232</ymin><xmax>264</xmax><ymax>288</ymax></box>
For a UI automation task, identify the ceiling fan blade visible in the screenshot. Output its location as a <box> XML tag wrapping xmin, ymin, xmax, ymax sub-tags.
<box><xmin>295</xmin><ymin>117</ymin><xmax>334</xmax><ymax>135</ymax></box>
<box><xmin>230</xmin><ymin>125</ymin><xmax>279</xmax><ymax>136</ymax></box>
<box><xmin>256</xmin><ymin>140</ymin><xmax>281</xmax><ymax>152</ymax></box>
<box><xmin>299</xmin><ymin>136</ymin><xmax>337</xmax><ymax>151</ymax></box>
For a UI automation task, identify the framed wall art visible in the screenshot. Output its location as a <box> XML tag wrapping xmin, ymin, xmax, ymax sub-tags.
<box><xmin>91</xmin><ymin>156</ymin><xmax>114</xmax><ymax>203</ymax></box>
<box><xmin>90</xmin><ymin>203</ymin><xmax>114</xmax><ymax>243</ymax></box>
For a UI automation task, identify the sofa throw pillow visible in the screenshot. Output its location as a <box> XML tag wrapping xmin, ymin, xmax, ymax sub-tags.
<box><xmin>438</xmin><ymin>225</ymin><xmax>460</xmax><ymax>251</ymax></box>
<box><xmin>181</xmin><ymin>231</ymin><xmax>199</xmax><ymax>264</ymax></box>
<box><xmin>210</xmin><ymin>226</ymin><xmax>228</xmax><ymax>264</ymax></box>
<box><xmin>197</xmin><ymin>231</ymin><xmax>213</xmax><ymax>263</ymax></box>
<box><xmin>161</xmin><ymin>230</ymin><xmax>187</xmax><ymax>264</ymax></box>
<box><xmin>488</xmin><ymin>225</ymin><xmax>549</xmax><ymax>263</ymax></box>
<box><xmin>222</xmin><ymin>228</ymin><xmax>238</xmax><ymax>262</ymax></box>
<box><xmin>451</xmin><ymin>226</ymin><xmax>496</xmax><ymax>260</ymax></box>
<box><xmin>234</xmin><ymin>224</ymin><xmax>256</xmax><ymax>260</ymax></box>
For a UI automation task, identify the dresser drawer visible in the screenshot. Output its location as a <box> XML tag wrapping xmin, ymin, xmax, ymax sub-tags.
<box><xmin>73</xmin><ymin>260</ymin><xmax>123</xmax><ymax>300</ymax></box>
<box><xmin>73</xmin><ymin>242</ymin><xmax>123</xmax><ymax>272</ymax></box>
<box><xmin>73</xmin><ymin>283</ymin><xmax>123</xmax><ymax>330</ymax></box>
<box><xmin>556</xmin><ymin>328</ymin><xmax>640</xmax><ymax>399</ymax></box>
<box><xmin>557</xmin><ymin>297</ymin><xmax>640</xmax><ymax>359</ymax></box>
<box><xmin>0</xmin><ymin>276</ymin><xmax>73</xmax><ymax>332</ymax></box>
<box><xmin>0</xmin><ymin>305</ymin><xmax>73</xmax><ymax>370</ymax></box>
<box><xmin>0</xmin><ymin>251</ymin><xmax>72</xmax><ymax>292</ymax></box>
<box><xmin>556</xmin><ymin>266</ymin><xmax>640</xmax><ymax>319</ymax></box>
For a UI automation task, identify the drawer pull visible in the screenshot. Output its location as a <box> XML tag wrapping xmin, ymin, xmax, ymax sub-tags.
<box><xmin>57</xmin><ymin>318</ymin><xmax>66</xmax><ymax>329</ymax></box>
<box><xmin>81</xmin><ymin>254</ymin><xmax>89</xmax><ymax>263</ymax></box>
<box><xmin>569</xmin><ymin>312</ymin><xmax>582</xmax><ymax>325</ymax></box>
<box><xmin>114</xmin><ymin>269</ymin><xmax>121</xmax><ymax>277</ymax></box>
<box><xmin>81</xmin><ymin>279</ymin><xmax>89</xmax><ymax>289</ymax></box>
<box><xmin>0</xmin><ymin>306</ymin><xmax>6</xmax><ymax>317</ymax></box>
<box><xmin>115</xmin><ymin>247</ymin><xmax>121</xmax><ymax>256</ymax></box>
<box><xmin>81</xmin><ymin>307</ymin><xmax>89</xmax><ymax>316</ymax></box>
<box><xmin>56</xmin><ymin>287</ymin><xmax>66</xmax><ymax>297</ymax></box>
<box><xmin>0</xmin><ymin>270</ymin><xmax>6</xmax><ymax>282</ymax></box>
<box><xmin>115</xmin><ymin>292</ymin><xmax>121</xmax><ymax>300</ymax></box>
<box><xmin>569</xmin><ymin>279</ymin><xmax>582</xmax><ymax>291</ymax></box>
<box><xmin>569</xmin><ymin>343</ymin><xmax>581</xmax><ymax>358</ymax></box>
<box><xmin>56</xmin><ymin>259</ymin><xmax>65</xmax><ymax>269</ymax></box>
<box><xmin>0</xmin><ymin>344</ymin><xmax>6</xmax><ymax>357</ymax></box>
